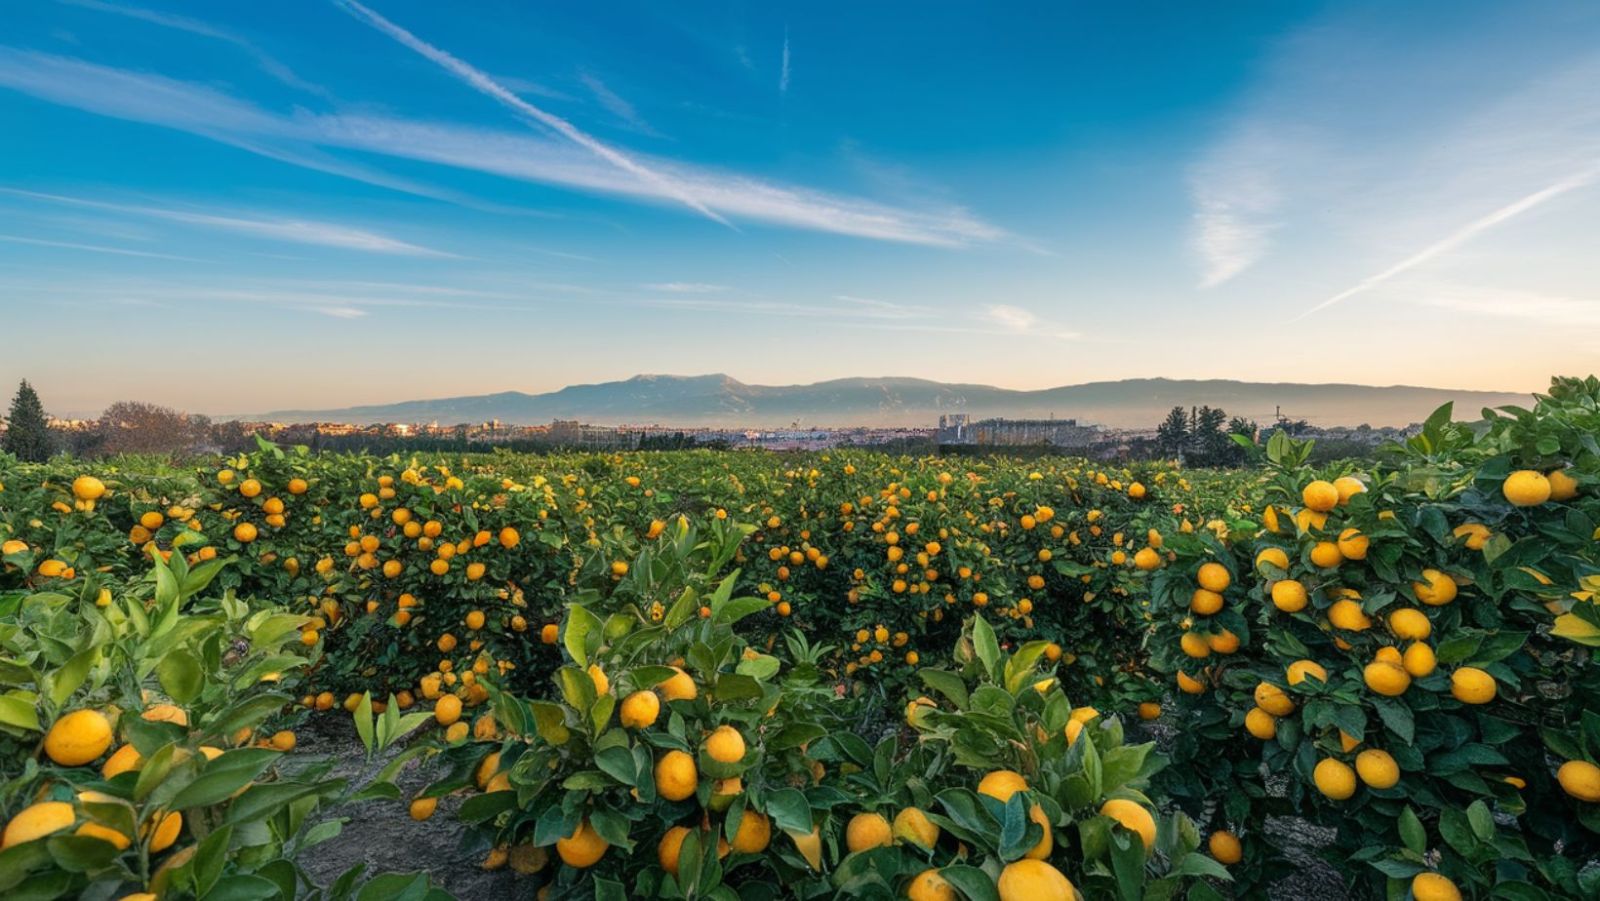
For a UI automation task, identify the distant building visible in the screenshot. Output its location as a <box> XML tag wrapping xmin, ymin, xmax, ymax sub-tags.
<box><xmin>939</xmin><ymin>414</ymin><xmax>1101</xmax><ymax>449</ymax></box>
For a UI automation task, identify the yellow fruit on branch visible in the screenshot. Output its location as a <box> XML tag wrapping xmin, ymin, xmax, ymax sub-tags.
<box><xmin>1098</xmin><ymin>798</ymin><xmax>1156</xmax><ymax>850</ymax></box>
<box><xmin>1363</xmin><ymin>661</ymin><xmax>1411</xmax><ymax>697</ymax></box>
<box><xmin>620</xmin><ymin>690</ymin><xmax>661</xmax><ymax>729</ymax></box>
<box><xmin>1196</xmin><ymin>561</ymin><xmax>1230</xmax><ymax>592</ymax></box>
<box><xmin>892</xmin><ymin>807</ymin><xmax>940</xmax><ymax>849</ymax></box>
<box><xmin>1245</xmin><ymin>707</ymin><xmax>1277</xmax><ymax>740</ymax></box>
<box><xmin>44</xmin><ymin>709</ymin><xmax>113</xmax><ymax>767</ymax></box>
<box><xmin>1271</xmin><ymin>580</ymin><xmax>1308</xmax><ymax>613</ymax></box>
<box><xmin>1556</xmin><ymin>760</ymin><xmax>1600</xmax><ymax>802</ymax></box>
<box><xmin>654</xmin><ymin>749</ymin><xmax>698</xmax><ymax>801</ymax></box>
<box><xmin>976</xmin><ymin>769</ymin><xmax>1028</xmax><ymax>802</ymax></box>
<box><xmin>1412</xmin><ymin>569</ymin><xmax>1458</xmax><ymax>606</ymax></box>
<box><xmin>906</xmin><ymin>868</ymin><xmax>956</xmax><ymax>901</ymax></box>
<box><xmin>1313</xmin><ymin>758</ymin><xmax>1357</xmax><ymax>800</ymax></box>
<box><xmin>658</xmin><ymin>666</ymin><xmax>697</xmax><ymax>702</ymax></box>
<box><xmin>1450</xmin><ymin>667</ymin><xmax>1497</xmax><ymax>705</ymax></box>
<box><xmin>730</xmin><ymin>810</ymin><xmax>771</xmax><ymax>854</ymax></box>
<box><xmin>844</xmin><ymin>812</ymin><xmax>892</xmax><ymax>852</ymax></box>
<box><xmin>555</xmin><ymin>819</ymin><xmax>608</xmax><ymax>868</ymax></box>
<box><xmin>997</xmin><ymin>859</ymin><xmax>1074</xmax><ymax>901</ymax></box>
<box><xmin>657</xmin><ymin>825</ymin><xmax>691</xmax><ymax>876</ymax></box>
<box><xmin>1286</xmin><ymin>659</ymin><xmax>1327</xmax><ymax>686</ymax></box>
<box><xmin>1354</xmin><ymin>749</ymin><xmax>1400</xmax><ymax>789</ymax></box>
<box><xmin>1501</xmin><ymin>469</ymin><xmax>1551</xmax><ymax>507</ymax></box>
<box><xmin>704</xmin><ymin>725</ymin><xmax>747</xmax><ymax>764</ymax></box>
<box><xmin>1208</xmin><ymin>830</ymin><xmax>1242</xmax><ymax>864</ymax></box>
<box><xmin>1254</xmin><ymin>681</ymin><xmax>1295</xmax><ymax>716</ymax></box>
<box><xmin>1411</xmin><ymin>872</ymin><xmax>1463</xmax><ymax>901</ymax></box>
<box><xmin>1</xmin><ymin>801</ymin><xmax>75</xmax><ymax>849</ymax></box>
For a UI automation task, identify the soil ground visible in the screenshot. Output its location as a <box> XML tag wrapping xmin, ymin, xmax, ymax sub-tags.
<box><xmin>287</xmin><ymin>713</ymin><xmax>1352</xmax><ymax>900</ymax></box>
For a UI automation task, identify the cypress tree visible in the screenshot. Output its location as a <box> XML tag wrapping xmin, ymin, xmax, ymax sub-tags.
<box><xmin>3</xmin><ymin>380</ymin><xmax>53</xmax><ymax>462</ymax></box>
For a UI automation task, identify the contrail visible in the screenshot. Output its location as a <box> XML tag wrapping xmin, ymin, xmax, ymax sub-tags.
<box><xmin>333</xmin><ymin>0</ymin><xmax>733</xmax><ymax>228</ymax></box>
<box><xmin>780</xmin><ymin>26</ymin><xmax>791</xmax><ymax>94</ymax></box>
<box><xmin>1301</xmin><ymin>162</ymin><xmax>1600</xmax><ymax>318</ymax></box>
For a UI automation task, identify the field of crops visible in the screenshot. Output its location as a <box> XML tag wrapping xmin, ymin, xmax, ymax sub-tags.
<box><xmin>1</xmin><ymin>376</ymin><xmax>1598</xmax><ymax>901</ymax></box>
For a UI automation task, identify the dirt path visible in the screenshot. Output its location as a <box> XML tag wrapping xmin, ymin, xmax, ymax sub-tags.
<box><xmin>286</xmin><ymin>713</ymin><xmax>1352</xmax><ymax>899</ymax></box>
<box><xmin>290</xmin><ymin>715</ymin><xmax>521</xmax><ymax>898</ymax></box>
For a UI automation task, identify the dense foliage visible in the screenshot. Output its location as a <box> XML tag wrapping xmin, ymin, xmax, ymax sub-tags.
<box><xmin>1</xmin><ymin>375</ymin><xmax>1597</xmax><ymax>899</ymax></box>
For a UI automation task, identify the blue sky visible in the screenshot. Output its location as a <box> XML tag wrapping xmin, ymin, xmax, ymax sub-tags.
<box><xmin>2</xmin><ymin>1</ymin><xmax>1598</xmax><ymax>416</ymax></box>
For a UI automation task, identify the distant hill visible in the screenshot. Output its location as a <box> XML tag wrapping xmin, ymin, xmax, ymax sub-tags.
<box><xmin>255</xmin><ymin>374</ymin><xmax>1536</xmax><ymax>430</ymax></box>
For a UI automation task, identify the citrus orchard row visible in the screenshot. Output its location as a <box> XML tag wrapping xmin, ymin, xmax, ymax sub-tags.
<box><xmin>1</xmin><ymin>375</ymin><xmax>1597</xmax><ymax>899</ymax></box>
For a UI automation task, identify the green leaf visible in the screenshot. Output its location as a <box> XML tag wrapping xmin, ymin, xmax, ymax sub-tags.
<box><xmin>1467</xmin><ymin>800</ymin><xmax>1495</xmax><ymax>843</ymax></box>
<box><xmin>939</xmin><ymin>866</ymin><xmax>999</xmax><ymax>901</ymax></box>
<box><xmin>918</xmin><ymin>669</ymin><xmax>969</xmax><ymax>709</ymax></box>
<box><xmin>564</xmin><ymin>604</ymin><xmax>604</xmax><ymax>667</ymax></box>
<box><xmin>47</xmin><ymin>647</ymin><xmax>98</xmax><ymax>707</ymax></box>
<box><xmin>354</xmin><ymin>692</ymin><xmax>375</xmax><ymax>755</ymax></box>
<box><xmin>170</xmin><ymin>748</ymin><xmax>279</xmax><ymax>809</ymax></box>
<box><xmin>713</xmin><ymin>596</ymin><xmax>771</xmax><ymax>626</ymax></box>
<box><xmin>1398</xmin><ymin>806</ymin><xmax>1425</xmax><ymax>855</ymax></box>
<box><xmin>971</xmin><ymin>615</ymin><xmax>1000</xmax><ymax>680</ymax></box>
<box><xmin>765</xmin><ymin>788</ymin><xmax>813</xmax><ymax>835</ymax></box>
<box><xmin>156</xmin><ymin>649</ymin><xmax>204</xmax><ymax>706</ymax></box>
<box><xmin>0</xmin><ymin>694</ymin><xmax>40</xmax><ymax>732</ymax></box>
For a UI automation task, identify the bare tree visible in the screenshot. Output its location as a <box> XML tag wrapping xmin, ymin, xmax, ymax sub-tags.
<box><xmin>94</xmin><ymin>401</ymin><xmax>203</xmax><ymax>457</ymax></box>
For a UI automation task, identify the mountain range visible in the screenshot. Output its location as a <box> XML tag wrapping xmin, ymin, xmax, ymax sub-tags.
<box><xmin>256</xmin><ymin>374</ymin><xmax>1536</xmax><ymax>430</ymax></box>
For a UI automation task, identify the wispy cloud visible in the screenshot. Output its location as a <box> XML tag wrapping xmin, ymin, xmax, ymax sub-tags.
<box><xmin>0</xmin><ymin>47</ymin><xmax>1006</xmax><ymax>247</ymax></box>
<box><xmin>577</xmin><ymin>72</ymin><xmax>661</xmax><ymax>137</ymax></box>
<box><xmin>1407</xmin><ymin>284</ymin><xmax>1600</xmax><ymax>327</ymax></box>
<box><xmin>1302</xmin><ymin>163</ymin><xmax>1600</xmax><ymax>317</ymax></box>
<box><xmin>1190</xmin><ymin>12</ymin><xmax>1600</xmax><ymax>298</ymax></box>
<box><xmin>0</xmin><ymin>233</ymin><xmax>203</xmax><ymax>261</ymax></box>
<box><xmin>333</xmin><ymin>0</ymin><xmax>729</xmax><ymax>227</ymax></box>
<box><xmin>645</xmin><ymin>282</ymin><xmax>728</xmax><ymax>294</ymax></box>
<box><xmin>780</xmin><ymin>26</ymin><xmax>791</xmax><ymax>94</ymax></box>
<box><xmin>1189</xmin><ymin>125</ymin><xmax>1287</xmax><ymax>288</ymax></box>
<box><xmin>985</xmin><ymin>304</ymin><xmax>1036</xmax><ymax>332</ymax></box>
<box><xmin>57</xmin><ymin>0</ymin><xmax>330</xmax><ymax>98</ymax></box>
<box><xmin>2</xmin><ymin>188</ymin><xmax>454</xmax><ymax>256</ymax></box>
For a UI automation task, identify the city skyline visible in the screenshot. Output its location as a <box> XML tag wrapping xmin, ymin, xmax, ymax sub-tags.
<box><xmin>3</xmin><ymin>1</ymin><xmax>1599</xmax><ymax>415</ymax></box>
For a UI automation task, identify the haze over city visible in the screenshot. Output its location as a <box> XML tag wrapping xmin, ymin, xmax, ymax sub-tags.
<box><xmin>3</xmin><ymin>0</ymin><xmax>1599</xmax><ymax>417</ymax></box>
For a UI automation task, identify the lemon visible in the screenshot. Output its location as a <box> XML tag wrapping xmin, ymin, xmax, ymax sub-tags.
<box><xmin>1271</xmin><ymin>580</ymin><xmax>1308</xmax><ymax>613</ymax></box>
<box><xmin>1412</xmin><ymin>569</ymin><xmax>1458</xmax><ymax>605</ymax></box>
<box><xmin>1501</xmin><ymin>470</ymin><xmax>1551</xmax><ymax>506</ymax></box>
<box><xmin>997</xmin><ymin>859</ymin><xmax>1074</xmax><ymax>901</ymax></box>
<box><xmin>1412</xmin><ymin>872</ymin><xmax>1463</xmax><ymax>901</ymax></box>
<box><xmin>1286</xmin><ymin>659</ymin><xmax>1327</xmax><ymax>686</ymax></box>
<box><xmin>1313</xmin><ymin>758</ymin><xmax>1357</xmax><ymax>800</ymax></box>
<box><xmin>891</xmin><ymin>807</ymin><xmax>940</xmax><ymax>849</ymax></box>
<box><xmin>1245</xmin><ymin>707</ymin><xmax>1277</xmax><ymax>740</ymax></box>
<box><xmin>906</xmin><ymin>868</ymin><xmax>956</xmax><ymax>901</ymax></box>
<box><xmin>556</xmin><ymin>819</ymin><xmax>608</xmax><ymax>868</ymax></box>
<box><xmin>620</xmin><ymin>690</ymin><xmax>660</xmax><ymax>729</ymax></box>
<box><xmin>1450</xmin><ymin>667</ymin><xmax>1496</xmax><ymax>704</ymax></box>
<box><xmin>654</xmin><ymin>750</ymin><xmax>698</xmax><ymax>801</ymax></box>
<box><xmin>730</xmin><ymin>810</ymin><xmax>771</xmax><ymax>854</ymax></box>
<box><xmin>845</xmin><ymin>812</ymin><xmax>892</xmax><ymax>852</ymax></box>
<box><xmin>1099</xmin><ymin>799</ymin><xmax>1156</xmax><ymax>849</ymax></box>
<box><xmin>1255</xmin><ymin>681</ymin><xmax>1295</xmax><ymax>716</ymax></box>
<box><xmin>1196</xmin><ymin>562</ymin><xmax>1230</xmax><ymax>592</ymax></box>
<box><xmin>44</xmin><ymin>709</ymin><xmax>113</xmax><ymax>767</ymax></box>
<box><xmin>1556</xmin><ymin>760</ymin><xmax>1600</xmax><ymax>802</ymax></box>
<box><xmin>1302</xmin><ymin>480</ymin><xmax>1339</xmax><ymax>512</ymax></box>
<box><xmin>1355</xmin><ymin>749</ymin><xmax>1400</xmax><ymax>789</ymax></box>
<box><xmin>1208</xmin><ymin>830</ymin><xmax>1242</xmax><ymax>864</ymax></box>
<box><xmin>704</xmin><ymin>725</ymin><xmax>747</xmax><ymax>764</ymax></box>
<box><xmin>1</xmin><ymin>802</ymin><xmax>74</xmax><ymax>849</ymax></box>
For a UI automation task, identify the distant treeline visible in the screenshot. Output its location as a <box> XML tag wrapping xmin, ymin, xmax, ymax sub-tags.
<box><xmin>4</xmin><ymin>380</ymin><xmax>1403</xmax><ymax>466</ymax></box>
